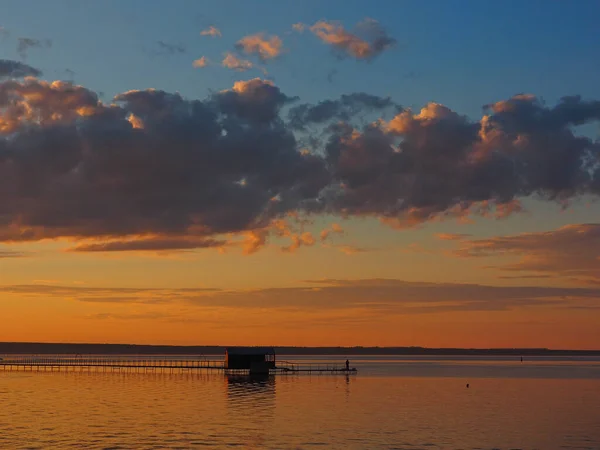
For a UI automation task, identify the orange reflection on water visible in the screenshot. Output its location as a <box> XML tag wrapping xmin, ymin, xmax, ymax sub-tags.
<box><xmin>1</xmin><ymin>361</ymin><xmax>598</xmax><ymax>448</ymax></box>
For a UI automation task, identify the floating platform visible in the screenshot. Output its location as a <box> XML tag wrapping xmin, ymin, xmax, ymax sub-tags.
<box><xmin>0</xmin><ymin>355</ymin><xmax>357</xmax><ymax>375</ymax></box>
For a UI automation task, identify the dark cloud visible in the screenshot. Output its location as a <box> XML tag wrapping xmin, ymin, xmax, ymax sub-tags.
<box><xmin>443</xmin><ymin>223</ymin><xmax>600</xmax><ymax>283</ymax></box>
<box><xmin>288</xmin><ymin>92</ymin><xmax>399</xmax><ymax>130</ymax></box>
<box><xmin>314</xmin><ymin>95</ymin><xmax>600</xmax><ymax>227</ymax></box>
<box><xmin>497</xmin><ymin>275</ymin><xmax>554</xmax><ymax>280</ymax></box>
<box><xmin>0</xmin><ymin>284</ymin><xmax>217</xmax><ymax>298</ymax></box>
<box><xmin>17</xmin><ymin>37</ymin><xmax>52</xmax><ymax>59</ymax></box>
<box><xmin>69</xmin><ymin>237</ymin><xmax>225</xmax><ymax>252</ymax></box>
<box><xmin>0</xmin><ymin>75</ymin><xmax>600</xmax><ymax>252</ymax></box>
<box><xmin>212</xmin><ymin>78</ymin><xmax>297</xmax><ymax>123</ymax></box>
<box><xmin>0</xmin><ymin>59</ymin><xmax>42</xmax><ymax>79</ymax></box>
<box><xmin>0</xmin><ymin>77</ymin><xmax>327</xmax><ymax>248</ymax></box>
<box><xmin>150</xmin><ymin>41</ymin><xmax>186</xmax><ymax>56</ymax></box>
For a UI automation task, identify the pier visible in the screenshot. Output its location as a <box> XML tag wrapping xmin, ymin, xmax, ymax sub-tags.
<box><xmin>0</xmin><ymin>355</ymin><xmax>357</xmax><ymax>375</ymax></box>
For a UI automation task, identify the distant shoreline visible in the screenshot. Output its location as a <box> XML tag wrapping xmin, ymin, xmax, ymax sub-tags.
<box><xmin>1</xmin><ymin>342</ymin><xmax>599</xmax><ymax>356</ymax></box>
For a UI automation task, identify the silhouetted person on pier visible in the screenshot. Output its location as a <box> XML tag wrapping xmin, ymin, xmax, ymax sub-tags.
<box><xmin>345</xmin><ymin>359</ymin><xmax>350</xmax><ymax>371</ymax></box>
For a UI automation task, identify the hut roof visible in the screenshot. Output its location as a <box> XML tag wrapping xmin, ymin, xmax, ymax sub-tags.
<box><xmin>226</xmin><ymin>346</ymin><xmax>275</xmax><ymax>355</ymax></box>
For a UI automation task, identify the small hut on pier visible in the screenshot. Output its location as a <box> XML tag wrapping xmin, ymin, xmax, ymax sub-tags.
<box><xmin>225</xmin><ymin>347</ymin><xmax>276</xmax><ymax>374</ymax></box>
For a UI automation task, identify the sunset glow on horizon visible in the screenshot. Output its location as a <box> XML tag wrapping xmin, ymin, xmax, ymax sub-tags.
<box><xmin>1</xmin><ymin>1</ymin><xmax>600</xmax><ymax>349</ymax></box>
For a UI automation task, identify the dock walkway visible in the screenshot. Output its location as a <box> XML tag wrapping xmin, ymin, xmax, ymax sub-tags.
<box><xmin>0</xmin><ymin>355</ymin><xmax>357</xmax><ymax>375</ymax></box>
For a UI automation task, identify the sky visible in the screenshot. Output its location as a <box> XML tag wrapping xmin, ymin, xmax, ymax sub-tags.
<box><xmin>1</xmin><ymin>0</ymin><xmax>600</xmax><ymax>348</ymax></box>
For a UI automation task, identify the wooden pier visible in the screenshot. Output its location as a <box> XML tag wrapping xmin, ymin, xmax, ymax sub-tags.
<box><xmin>0</xmin><ymin>355</ymin><xmax>357</xmax><ymax>375</ymax></box>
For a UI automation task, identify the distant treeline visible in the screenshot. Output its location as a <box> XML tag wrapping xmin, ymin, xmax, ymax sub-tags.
<box><xmin>0</xmin><ymin>342</ymin><xmax>599</xmax><ymax>356</ymax></box>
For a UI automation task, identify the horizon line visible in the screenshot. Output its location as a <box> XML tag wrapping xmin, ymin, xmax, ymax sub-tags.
<box><xmin>1</xmin><ymin>341</ymin><xmax>599</xmax><ymax>353</ymax></box>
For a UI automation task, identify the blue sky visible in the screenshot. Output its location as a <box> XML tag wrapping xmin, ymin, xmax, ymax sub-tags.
<box><xmin>3</xmin><ymin>0</ymin><xmax>600</xmax><ymax>120</ymax></box>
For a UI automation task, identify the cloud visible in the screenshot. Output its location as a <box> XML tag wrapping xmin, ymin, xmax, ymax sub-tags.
<box><xmin>200</xmin><ymin>26</ymin><xmax>222</xmax><ymax>38</ymax></box>
<box><xmin>4</xmin><ymin>279</ymin><xmax>598</xmax><ymax>314</ymax></box>
<box><xmin>0</xmin><ymin>59</ymin><xmax>42</xmax><ymax>79</ymax></box>
<box><xmin>0</xmin><ymin>75</ymin><xmax>600</xmax><ymax>253</ymax></box>
<box><xmin>17</xmin><ymin>37</ymin><xmax>52</xmax><ymax>59</ymax></box>
<box><xmin>192</xmin><ymin>56</ymin><xmax>210</xmax><ymax>68</ymax></box>
<box><xmin>497</xmin><ymin>275</ymin><xmax>554</xmax><ymax>280</ymax></box>
<box><xmin>301</xmin><ymin>18</ymin><xmax>396</xmax><ymax>60</ymax></box>
<box><xmin>68</xmin><ymin>236</ymin><xmax>225</xmax><ymax>252</ymax></box>
<box><xmin>288</xmin><ymin>92</ymin><xmax>399</xmax><ymax>130</ymax></box>
<box><xmin>320</xmin><ymin>222</ymin><xmax>344</xmax><ymax>241</ymax></box>
<box><xmin>152</xmin><ymin>41</ymin><xmax>186</xmax><ymax>56</ymax></box>
<box><xmin>241</xmin><ymin>229</ymin><xmax>268</xmax><ymax>255</ymax></box>
<box><xmin>435</xmin><ymin>233</ymin><xmax>472</xmax><ymax>241</ymax></box>
<box><xmin>281</xmin><ymin>231</ymin><xmax>316</xmax><ymax>253</ymax></box>
<box><xmin>235</xmin><ymin>33</ymin><xmax>283</xmax><ymax>61</ymax></box>
<box><xmin>444</xmin><ymin>224</ymin><xmax>600</xmax><ymax>283</ymax></box>
<box><xmin>0</xmin><ymin>284</ymin><xmax>218</xmax><ymax>306</ymax></box>
<box><xmin>315</xmin><ymin>95</ymin><xmax>600</xmax><ymax>227</ymax></box>
<box><xmin>221</xmin><ymin>52</ymin><xmax>254</xmax><ymax>72</ymax></box>
<box><xmin>0</xmin><ymin>250</ymin><xmax>26</xmax><ymax>258</ymax></box>
<box><xmin>335</xmin><ymin>245</ymin><xmax>371</xmax><ymax>255</ymax></box>
<box><xmin>0</xmin><ymin>77</ymin><xmax>324</xmax><ymax>251</ymax></box>
<box><xmin>213</xmin><ymin>78</ymin><xmax>298</xmax><ymax>123</ymax></box>
<box><xmin>0</xmin><ymin>78</ymin><xmax>105</xmax><ymax>134</ymax></box>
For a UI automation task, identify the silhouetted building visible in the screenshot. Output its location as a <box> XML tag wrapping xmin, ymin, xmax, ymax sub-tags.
<box><xmin>225</xmin><ymin>347</ymin><xmax>276</xmax><ymax>374</ymax></box>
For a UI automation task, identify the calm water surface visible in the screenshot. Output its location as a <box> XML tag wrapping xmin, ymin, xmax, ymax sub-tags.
<box><xmin>1</xmin><ymin>356</ymin><xmax>599</xmax><ymax>449</ymax></box>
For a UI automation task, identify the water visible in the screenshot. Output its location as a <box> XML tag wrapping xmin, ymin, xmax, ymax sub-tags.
<box><xmin>1</xmin><ymin>356</ymin><xmax>599</xmax><ymax>449</ymax></box>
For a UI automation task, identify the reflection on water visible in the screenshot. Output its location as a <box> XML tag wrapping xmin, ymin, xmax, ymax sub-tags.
<box><xmin>226</xmin><ymin>373</ymin><xmax>276</xmax><ymax>407</ymax></box>
<box><xmin>0</xmin><ymin>357</ymin><xmax>598</xmax><ymax>449</ymax></box>
<box><xmin>225</xmin><ymin>375</ymin><xmax>276</xmax><ymax>448</ymax></box>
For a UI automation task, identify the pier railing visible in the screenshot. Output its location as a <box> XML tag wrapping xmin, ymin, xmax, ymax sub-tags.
<box><xmin>276</xmin><ymin>361</ymin><xmax>353</xmax><ymax>373</ymax></box>
<box><xmin>0</xmin><ymin>355</ymin><xmax>356</xmax><ymax>375</ymax></box>
<box><xmin>0</xmin><ymin>355</ymin><xmax>224</xmax><ymax>370</ymax></box>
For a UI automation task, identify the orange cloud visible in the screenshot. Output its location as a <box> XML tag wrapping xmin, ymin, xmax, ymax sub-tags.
<box><xmin>235</xmin><ymin>33</ymin><xmax>283</xmax><ymax>60</ymax></box>
<box><xmin>8</xmin><ymin>278</ymin><xmax>596</xmax><ymax>314</ymax></box>
<box><xmin>200</xmin><ymin>26</ymin><xmax>221</xmax><ymax>38</ymax></box>
<box><xmin>3</xmin><ymin>279</ymin><xmax>600</xmax><ymax>348</ymax></box>
<box><xmin>0</xmin><ymin>78</ymin><xmax>106</xmax><ymax>134</ymax></box>
<box><xmin>320</xmin><ymin>223</ymin><xmax>344</xmax><ymax>241</ymax></box>
<box><xmin>241</xmin><ymin>230</ymin><xmax>268</xmax><ymax>255</ymax></box>
<box><xmin>127</xmin><ymin>113</ymin><xmax>144</xmax><ymax>129</ymax></box>
<box><xmin>221</xmin><ymin>52</ymin><xmax>254</xmax><ymax>72</ymax></box>
<box><xmin>441</xmin><ymin>223</ymin><xmax>600</xmax><ymax>283</ymax></box>
<box><xmin>336</xmin><ymin>245</ymin><xmax>369</xmax><ymax>255</ymax></box>
<box><xmin>292</xmin><ymin>23</ymin><xmax>305</xmax><ymax>32</ymax></box>
<box><xmin>435</xmin><ymin>233</ymin><xmax>472</xmax><ymax>241</ymax></box>
<box><xmin>282</xmin><ymin>231</ymin><xmax>316</xmax><ymax>253</ymax></box>
<box><xmin>192</xmin><ymin>56</ymin><xmax>210</xmax><ymax>68</ymax></box>
<box><xmin>303</xmin><ymin>18</ymin><xmax>395</xmax><ymax>60</ymax></box>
